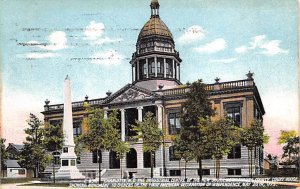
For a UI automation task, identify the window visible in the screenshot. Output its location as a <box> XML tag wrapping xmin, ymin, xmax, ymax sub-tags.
<box><xmin>143</xmin><ymin>63</ymin><xmax>147</xmax><ymax>76</ymax></box>
<box><xmin>73</xmin><ymin>118</ymin><xmax>82</xmax><ymax>136</ymax></box>
<box><xmin>148</xmin><ymin>59</ymin><xmax>155</xmax><ymax>76</ymax></box>
<box><xmin>198</xmin><ymin>169</ymin><xmax>210</xmax><ymax>176</ymax></box>
<box><xmin>77</xmin><ymin>157</ymin><xmax>81</xmax><ymax>165</ymax></box>
<box><xmin>49</xmin><ymin>120</ymin><xmax>62</xmax><ymax>127</ymax></box>
<box><xmin>62</xmin><ymin>160</ymin><xmax>68</xmax><ymax>166</ymax></box>
<box><xmin>54</xmin><ymin>156</ymin><xmax>60</xmax><ymax>165</ymax></box>
<box><xmin>224</xmin><ymin>102</ymin><xmax>242</xmax><ymax>126</ymax></box>
<box><xmin>169</xmin><ymin>112</ymin><xmax>181</xmax><ymax>134</ymax></box>
<box><xmin>228</xmin><ymin>145</ymin><xmax>241</xmax><ymax>159</ymax></box>
<box><xmin>228</xmin><ymin>169</ymin><xmax>241</xmax><ymax>175</ymax></box>
<box><xmin>203</xmin><ymin>169</ymin><xmax>210</xmax><ymax>175</ymax></box>
<box><xmin>166</xmin><ymin>63</ymin><xmax>169</xmax><ymax>76</ymax></box>
<box><xmin>166</xmin><ymin>59</ymin><xmax>173</xmax><ymax>78</ymax></box>
<box><xmin>157</xmin><ymin>62</ymin><xmax>161</xmax><ymax>74</ymax></box>
<box><xmin>18</xmin><ymin>169</ymin><xmax>25</xmax><ymax>175</ymax></box>
<box><xmin>71</xmin><ymin>160</ymin><xmax>76</xmax><ymax>166</ymax></box>
<box><xmin>92</xmin><ymin>150</ymin><xmax>102</xmax><ymax>163</ymax></box>
<box><xmin>169</xmin><ymin>146</ymin><xmax>180</xmax><ymax>161</ymax></box>
<box><xmin>170</xmin><ymin>170</ymin><xmax>181</xmax><ymax>176</ymax></box>
<box><xmin>63</xmin><ymin>147</ymin><xmax>68</xmax><ymax>153</ymax></box>
<box><xmin>157</xmin><ymin>58</ymin><xmax>164</xmax><ymax>76</ymax></box>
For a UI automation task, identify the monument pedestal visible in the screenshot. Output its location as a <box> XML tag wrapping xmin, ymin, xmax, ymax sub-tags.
<box><xmin>55</xmin><ymin>146</ymin><xmax>84</xmax><ymax>180</ymax></box>
<box><xmin>55</xmin><ymin>76</ymin><xmax>84</xmax><ymax>180</ymax></box>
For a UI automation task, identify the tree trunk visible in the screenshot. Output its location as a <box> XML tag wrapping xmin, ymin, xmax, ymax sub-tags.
<box><xmin>214</xmin><ymin>159</ymin><xmax>216</xmax><ymax>178</ymax></box>
<box><xmin>120</xmin><ymin>158</ymin><xmax>122</xmax><ymax>179</ymax></box>
<box><xmin>98</xmin><ymin>150</ymin><xmax>101</xmax><ymax>184</ymax></box>
<box><xmin>36</xmin><ymin>162</ymin><xmax>39</xmax><ymax>178</ymax></box>
<box><xmin>150</xmin><ymin>151</ymin><xmax>153</xmax><ymax>178</ymax></box>
<box><xmin>247</xmin><ymin>149</ymin><xmax>250</xmax><ymax>176</ymax></box>
<box><xmin>254</xmin><ymin>146</ymin><xmax>257</xmax><ymax>176</ymax></box>
<box><xmin>179</xmin><ymin>159</ymin><xmax>181</xmax><ymax>178</ymax></box>
<box><xmin>198</xmin><ymin>158</ymin><xmax>202</xmax><ymax>182</ymax></box>
<box><xmin>184</xmin><ymin>161</ymin><xmax>187</xmax><ymax>180</ymax></box>
<box><xmin>250</xmin><ymin>149</ymin><xmax>253</xmax><ymax>178</ymax></box>
<box><xmin>217</xmin><ymin>159</ymin><xmax>221</xmax><ymax>179</ymax></box>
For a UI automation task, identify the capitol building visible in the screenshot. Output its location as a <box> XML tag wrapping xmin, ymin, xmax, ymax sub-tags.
<box><xmin>42</xmin><ymin>0</ymin><xmax>265</xmax><ymax>178</ymax></box>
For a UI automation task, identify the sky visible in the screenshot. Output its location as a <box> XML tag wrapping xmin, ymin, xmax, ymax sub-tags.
<box><xmin>0</xmin><ymin>0</ymin><xmax>298</xmax><ymax>156</ymax></box>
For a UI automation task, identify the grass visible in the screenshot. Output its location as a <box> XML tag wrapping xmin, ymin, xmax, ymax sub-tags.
<box><xmin>20</xmin><ymin>183</ymin><xmax>69</xmax><ymax>187</ymax></box>
<box><xmin>0</xmin><ymin>177</ymin><xmax>38</xmax><ymax>184</ymax></box>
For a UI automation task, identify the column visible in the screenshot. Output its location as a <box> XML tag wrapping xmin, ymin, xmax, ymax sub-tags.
<box><xmin>132</xmin><ymin>65</ymin><xmax>135</xmax><ymax>82</ymax></box>
<box><xmin>155</xmin><ymin>56</ymin><xmax>157</xmax><ymax>77</ymax></box>
<box><xmin>137</xmin><ymin>106</ymin><xmax>143</xmax><ymax>122</ymax></box>
<box><xmin>172</xmin><ymin>59</ymin><xmax>175</xmax><ymax>79</ymax></box>
<box><xmin>137</xmin><ymin>60</ymin><xmax>140</xmax><ymax>80</ymax></box>
<box><xmin>120</xmin><ymin>109</ymin><xmax>126</xmax><ymax>141</ymax></box>
<box><xmin>103</xmin><ymin>107</ymin><xmax>108</xmax><ymax>119</ymax></box>
<box><xmin>177</xmin><ymin>63</ymin><xmax>180</xmax><ymax>80</ymax></box>
<box><xmin>164</xmin><ymin>58</ymin><xmax>167</xmax><ymax>78</ymax></box>
<box><xmin>175</xmin><ymin>62</ymin><xmax>179</xmax><ymax>80</ymax></box>
<box><xmin>146</xmin><ymin>58</ymin><xmax>149</xmax><ymax>78</ymax></box>
<box><xmin>156</xmin><ymin>104</ymin><xmax>163</xmax><ymax>130</ymax></box>
<box><xmin>156</xmin><ymin>104</ymin><xmax>164</xmax><ymax>175</ymax></box>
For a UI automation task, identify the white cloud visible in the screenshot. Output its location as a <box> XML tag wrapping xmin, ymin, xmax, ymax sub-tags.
<box><xmin>84</xmin><ymin>21</ymin><xmax>123</xmax><ymax>46</ymax></box>
<box><xmin>24</xmin><ymin>31</ymin><xmax>68</xmax><ymax>51</ymax></box>
<box><xmin>178</xmin><ymin>25</ymin><xmax>206</xmax><ymax>44</ymax></box>
<box><xmin>235</xmin><ymin>35</ymin><xmax>288</xmax><ymax>56</ymax></box>
<box><xmin>91</xmin><ymin>50</ymin><xmax>123</xmax><ymax>65</ymax></box>
<box><xmin>84</xmin><ymin>21</ymin><xmax>105</xmax><ymax>40</ymax></box>
<box><xmin>235</xmin><ymin>46</ymin><xmax>248</xmax><ymax>54</ymax></box>
<box><xmin>94</xmin><ymin>36</ymin><xmax>123</xmax><ymax>45</ymax></box>
<box><xmin>23</xmin><ymin>53</ymin><xmax>61</xmax><ymax>59</ymax></box>
<box><xmin>210</xmin><ymin>57</ymin><xmax>237</xmax><ymax>63</ymax></box>
<box><xmin>194</xmin><ymin>38</ymin><xmax>226</xmax><ymax>53</ymax></box>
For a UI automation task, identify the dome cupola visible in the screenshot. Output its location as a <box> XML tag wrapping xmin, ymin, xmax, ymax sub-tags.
<box><xmin>130</xmin><ymin>0</ymin><xmax>182</xmax><ymax>91</ymax></box>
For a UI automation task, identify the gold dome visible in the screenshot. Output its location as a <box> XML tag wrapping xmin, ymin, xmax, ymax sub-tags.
<box><xmin>138</xmin><ymin>17</ymin><xmax>173</xmax><ymax>40</ymax></box>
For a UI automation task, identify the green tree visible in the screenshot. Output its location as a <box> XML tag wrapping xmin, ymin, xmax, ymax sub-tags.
<box><xmin>180</xmin><ymin>80</ymin><xmax>215</xmax><ymax>181</ymax></box>
<box><xmin>114</xmin><ymin>141</ymin><xmax>130</xmax><ymax>178</ymax></box>
<box><xmin>43</xmin><ymin>123</ymin><xmax>63</xmax><ymax>152</ymax></box>
<box><xmin>199</xmin><ymin>117</ymin><xmax>241</xmax><ymax>179</ymax></box>
<box><xmin>173</xmin><ymin>127</ymin><xmax>193</xmax><ymax>180</ymax></box>
<box><xmin>18</xmin><ymin>113</ymin><xmax>51</xmax><ymax>178</ymax></box>
<box><xmin>0</xmin><ymin>138</ymin><xmax>8</xmax><ymax>177</ymax></box>
<box><xmin>81</xmin><ymin>108</ymin><xmax>120</xmax><ymax>183</ymax></box>
<box><xmin>241</xmin><ymin>119</ymin><xmax>267</xmax><ymax>177</ymax></box>
<box><xmin>282</xmin><ymin>136</ymin><xmax>299</xmax><ymax>165</ymax></box>
<box><xmin>278</xmin><ymin>130</ymin><xmax>297</xmax><ymax>144</ymax></box>
<box><xmin>133</xmin><ymin>112</ymin><xmax>163</xmax><ymax>178</ymax></box>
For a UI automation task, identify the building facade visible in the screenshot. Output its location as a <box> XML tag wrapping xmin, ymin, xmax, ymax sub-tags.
<box><xmin>42</xmin><ymin>0</ymin><xmax>265</xmax><ymax>178</ymax></box>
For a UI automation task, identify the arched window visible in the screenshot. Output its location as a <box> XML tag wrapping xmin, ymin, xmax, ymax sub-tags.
<box><xmin>126</xmin><ymin>148</ymin><xmax>137</xmax><ymax>168</ymax></box>
<box><xmin>109</xmin><ymin>151</ymin><xmax>120</xmax><ymax>169</ymax></box>
<box><xmin>143</xmin><ymin>63</ymin><xmax>147</xmax><ymax>76</ymax></box>
<box><xmin>157</xmin><ymin>61</ymin><xmax>161</xmax><ymax>73</ymax></box>
<box><xmin>151</xmin><ymin>62</ymin><xmax>155</xmax><ymax>74</ymax></box>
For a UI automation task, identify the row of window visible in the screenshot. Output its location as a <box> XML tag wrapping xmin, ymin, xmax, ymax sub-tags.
<box><xmin>168</xmin><ymin>105</ymin><xmax>242</xmax><ymax>135</ymax></box>
<box><xmin>169</xmin><ymin>169</ymin><xmax>242</xmax><ymax>176</ymax></box>
<box><xmin>169</xmin><ymin>145</ymin><xmax>241</xmax><ymax>161</ymax></box>
<box><xmin>138</xmin><ymin>58</ymin><xmax>175</xmax><ymax>80</ymax></box>
<box><xmin>139</xmin><ymin>42</ymin><xmax>172</xmax><ymax>48</ymax></box>
<box><xmin>50</xmin><ymin>103</ymin><xmax>243</xmax><ymax>138</ymax></box>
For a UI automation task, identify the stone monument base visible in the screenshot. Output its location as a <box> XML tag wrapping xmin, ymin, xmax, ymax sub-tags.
<box><xmin>55</xmin><ymin>166</ymin><xmax>85</xmax><ymax>180</ymax></box>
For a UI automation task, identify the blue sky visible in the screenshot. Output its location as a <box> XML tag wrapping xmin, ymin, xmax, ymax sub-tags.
<box><xmin>0</xmin><ymin>0</ymin><xmax>298</xmax><ymax>155</ymax></box>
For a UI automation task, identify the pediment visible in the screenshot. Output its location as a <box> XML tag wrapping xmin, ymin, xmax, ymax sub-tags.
<box><xmin>105</xmin><ymin>84</ymin><xmax>160</xmax><ymax>104</ymax></box>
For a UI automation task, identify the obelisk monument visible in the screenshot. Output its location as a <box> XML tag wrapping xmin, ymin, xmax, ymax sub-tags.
<box><xmin>55</xmin><ymin>75</ymin><xmax>84</xmax><ymax>179</ymax></box>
